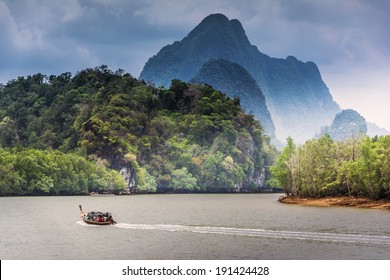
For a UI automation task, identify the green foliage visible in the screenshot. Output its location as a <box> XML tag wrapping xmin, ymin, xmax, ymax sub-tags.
<box><xmin>0</xmin><ymin>66</ymin><xmax>274</xmax><ymax>194</ymax></box>
<box><xmin>136</xmin><ymin>167</ymin><xmax>157</xmax><ymax>193</ymax></box>
<box><xmin>270</xmin><ymin>135</ymin><xmax>390</xmax><ymax>200</ymax></box>
<box><xmin>171</xmin><ymin>167</ymin><xmax>198</xmax><ymax>192</ymax></box>
<box><xmin>201</xmin><ymin>152</ymin><xmax>245</xmax><ymax>192</ymax></box>
<box><xmin>0</xmin><ymin>148</ymin><xmax>126</xmax><ymax>195</ymax></box>
<box><xmin>192</xmin><ymin>59</ymin><xmax>276</xmax><ymax>139</ymax></box>
<box><xmin>269</xmin><ymin>137</ymin><xmax>296</xmax><ymax>195</ymax></box>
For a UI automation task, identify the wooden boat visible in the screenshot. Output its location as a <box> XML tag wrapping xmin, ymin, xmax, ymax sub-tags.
<box><xmin>79</xmin><ymin>205</ymin><xmax>117</xmax><ymax>225</ymax></box>
<box><xmin>82</xmin><ymin>218</ymin><xmax>113</xmax><ymax>225</ymax></box>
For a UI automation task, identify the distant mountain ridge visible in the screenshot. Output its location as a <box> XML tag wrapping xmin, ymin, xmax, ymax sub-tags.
<box><xmin>140</xmin><ymin>13</ymin><xmax>341</xmax><ymax>143</ymax></box>
<box><xmin>367</xmin><ymin>122</ymin><xmax>390</xmax><ymax>137</ymax></box>
<box><xmin>318</xmin><ymin>109</ymin><xmax>367</xmax><ymax>141</ymax></box>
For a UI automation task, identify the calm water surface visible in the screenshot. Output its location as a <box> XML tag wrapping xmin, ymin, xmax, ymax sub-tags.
<box><xmin>1</xmin><ymin>194</ymin><xmax>389</xmax><ymax>259</ymax></box>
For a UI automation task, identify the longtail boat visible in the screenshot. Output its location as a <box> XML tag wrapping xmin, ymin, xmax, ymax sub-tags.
<box><xmin>79</xmin><ymin>205</ymin><xmax>117</xmax><ymax>225</ymax></box>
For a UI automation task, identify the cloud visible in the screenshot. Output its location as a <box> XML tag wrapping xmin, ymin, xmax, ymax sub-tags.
<box><xmin>211</xmin><ymin>0</ymin><xmax>386</xmax><ymax>74</ymax></box>
<box><xmin>2</xmin><ymin>0</ymin><xmax>388</xmax><ymax>77</ymax></box>
<box><xmin>0</xmin><ymin>0</ymin><xmax>122</xmax><ymax>78</ymax></box>
<box><xmin>0</xmin><ymin>0</ymin><xmax>388</xmax><ymax>130</ymax></box>
<box><xmin>0</xmin><ymin>1</ymin><xmax>36</xmax><ymax>51</ymax></box>
<box><xmin>0</xmin><ymin>0</ymin><xmax>194</xmax><ymax>79</ymax></box>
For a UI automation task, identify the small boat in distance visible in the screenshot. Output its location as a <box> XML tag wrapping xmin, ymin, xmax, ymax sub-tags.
<box><xmin>89</xmin><ymin>192</ymin><xmax>115</xmax><ymax>197</ymax></box>
<box><xmin>79</xmin><ymin>205</ymin><xmax>117</xmax><ymax>225</ymax></box>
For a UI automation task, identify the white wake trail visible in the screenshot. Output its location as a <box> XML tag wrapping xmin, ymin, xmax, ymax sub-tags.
<box><xmin>111</xmin><ymin>223</ymin><xmax>390</xmax><ymax>245</ymax></box>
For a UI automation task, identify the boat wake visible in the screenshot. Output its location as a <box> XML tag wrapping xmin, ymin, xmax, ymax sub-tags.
<box><xmin>111</xmin><ymin>223</ymin><xmax>390</xmax><ymax>245</ymax></box>
<box><xmin>76</xmin><ymin>220</ymin><xmax>101</xmax><ymax>227</ymax></box>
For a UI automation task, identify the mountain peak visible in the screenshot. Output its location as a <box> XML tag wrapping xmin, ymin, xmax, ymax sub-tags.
<box><xmin>319</xmin><ymin>109</ymin><xmax>367</xmax><ymax>141</ymax></box>
<box><xmin>198</xmin><ymin>13</ymin><xmax>244</xmax><ymax>29</ymax></box>
<box><xmin>200</xmin><ymin>13</ymin><xmax>230</xmax><ymax>24</ymax></box>
<box><xmin>188</xmin><ymin>13</ymin><xmax>248</xmax><ymax>42</ymax></box>
<box><xmin>189</xmin><ymin>13</ymin><xmax>230</xmax><ymax>35</ymax></box>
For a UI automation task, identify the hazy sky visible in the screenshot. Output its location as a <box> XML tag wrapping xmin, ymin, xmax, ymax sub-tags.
<box><xmin>1</xmin><ymin>0</ymin><xmax>389</xmax><ymax>130</ymax></box>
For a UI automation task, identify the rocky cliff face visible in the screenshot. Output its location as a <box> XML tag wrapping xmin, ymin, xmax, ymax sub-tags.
<box><xmin>140</xmin><ymin>13</ymin><xmax>340</xmax><ymax>143</ymax></box>
<box><xmin>140</xmin><ymin>13</ymin><xmax>254</xmax><ymax>87</ymax></box>
<box><xmin>120</xmin><ymin>166</ymin><xmax>136</xmax><ymax>191</ymax></box>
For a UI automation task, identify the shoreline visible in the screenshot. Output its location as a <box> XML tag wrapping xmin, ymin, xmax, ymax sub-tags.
<box><xmin>279</xmin><ymin>195</ymin><xmax>390</xmax><ymax>210</ymax></box>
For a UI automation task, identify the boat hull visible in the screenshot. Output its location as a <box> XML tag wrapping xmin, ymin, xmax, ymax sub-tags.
<box><xmin>82</xmin><ymin>218</ymin><xmax>114</xmax><ymax>225</ymax></box>
<box><xmin>79</xmin><ymin>205</ymin><xmax>116</xmax><ymax>225</ymax></box>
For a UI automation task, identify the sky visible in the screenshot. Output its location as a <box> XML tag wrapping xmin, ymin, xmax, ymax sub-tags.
<box><xmin>1</xmin><ymin>0</ymin><xmax>389</xmax><ymax>131</ymax></box>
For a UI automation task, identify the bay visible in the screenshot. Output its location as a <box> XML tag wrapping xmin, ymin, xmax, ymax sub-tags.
<box><xmin>1</xmin><ymin>194</ymin><xmax>389</xmax><ymax>259</ymax></box>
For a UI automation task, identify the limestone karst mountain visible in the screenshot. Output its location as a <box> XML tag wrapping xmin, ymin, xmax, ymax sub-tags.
<box><xmin>140</xmin><ymin>13</ymin><xmax>341</xmax><ymax>143</ymax></box>
<box><xmin>319</xmin><ymin>109</ymin><xmax>367</xmax><ymax>141</ymax></box>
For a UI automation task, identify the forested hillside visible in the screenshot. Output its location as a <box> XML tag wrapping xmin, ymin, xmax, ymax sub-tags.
<box><xmin>0</xmin><ymin>66</ymin><xmax>275</xmax><ymax>195</ymax></box>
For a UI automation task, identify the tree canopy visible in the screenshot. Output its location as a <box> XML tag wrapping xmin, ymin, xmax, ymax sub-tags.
<box><xmin>0</xmin><ymin>66</ymin><xmax>275</xmax><ymax>194</ymax></box>
<box><xmin>269</xmin><ymin>134</ymin><xmax>390</xmax><ymax>200</ymax></box>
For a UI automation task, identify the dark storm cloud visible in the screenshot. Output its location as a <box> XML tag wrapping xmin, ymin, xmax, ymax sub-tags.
<box><xmin>0</xmin><ymin>0</ymin><xmax>389</xmax><ymax>129</ymax></box>
<box><xmin>0</xmin><ymin>0</ymin><xmax>188</xmax><ymax>81</ymax></box>
<box><xmin>57</xmin><ymin>0</ymin><xmax>184</xmax><ymax>44</ymax></box>
<box><xmin>238</xmin><ymin>0</ymin><xmax>390</xmax><ymax>67</ymax></box>
<box><xmin>0</xmin><ymin>0</ymin><xmax>389</xmax><ymax>90</ymax></box>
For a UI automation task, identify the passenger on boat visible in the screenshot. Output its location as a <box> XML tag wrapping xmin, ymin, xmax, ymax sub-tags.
<box><xmin>84</xmin><ymin>211</ymin><xmax>114</xmax><ymax>223</ymax></box>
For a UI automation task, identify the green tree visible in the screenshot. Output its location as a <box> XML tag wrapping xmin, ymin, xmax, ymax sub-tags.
<box><xmin>136</xmin><ymin>167</ymin><xmax>157</xmax><ymax>193</ymax></box>
<box><xmin>349</xmin><ymin>137</ymin><xmax>380</xmax><ymax>198</ymax></box>
<box><xmin>0</xmin><ymin>67</ymin><xmax>275</xmax><ymax>195</ymax></box>
<box><xmin>0</xmin><ymin>117</ymin><xmax>20</xmax><ymax>146</ymax></box>
<box><xmin>269</xmin><ymin>137</ymin><xmax>296</xmax><ymax>195</ymax></box>
<box><xmin>171</xmin><ymin>167</ymin><xmax>198</xmax><ymax>192</ymax></box>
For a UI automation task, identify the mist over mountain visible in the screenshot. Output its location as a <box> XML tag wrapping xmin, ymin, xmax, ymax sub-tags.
<box><xmin>319</xmin><ymin>109</ymin><xmax>367</xmax><ymax>141</ymax></box>
<box><xmin>191</xmin><ymin>59</ymin><xmax>275</xmax><ymax>140</ymax></box>
<box><xmin>140</xmin><ymin>13</ymin><xmax>341</xmax><ymax>143</ymax></box>
<box><xmin>367</xmin><ymin>122</ymin><xmax>390</xmax><ymax>137</ymax></box>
